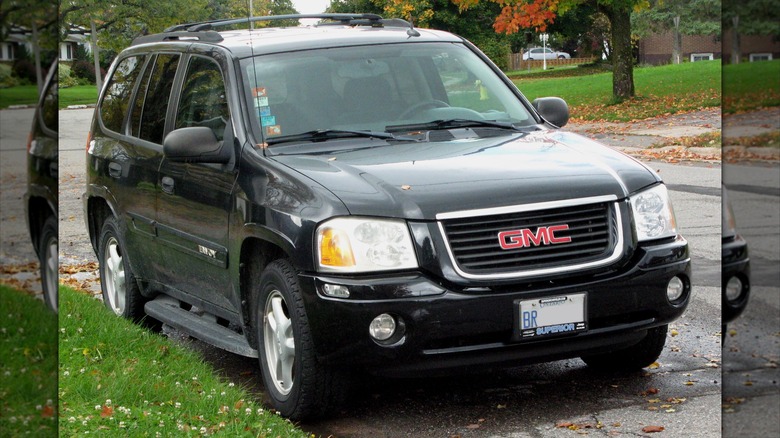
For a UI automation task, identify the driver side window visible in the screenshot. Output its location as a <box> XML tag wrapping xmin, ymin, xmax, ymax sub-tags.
<box><xmin>175</xmin><ymin>56</ymin><xmax>230</xmax><ymax>141</ymax></box>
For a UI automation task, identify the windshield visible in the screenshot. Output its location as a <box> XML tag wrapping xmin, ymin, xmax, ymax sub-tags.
<box><xmin>240</xmin><ymin>42</ymin><xmax>537</xmax><ymax>144</ymax></box>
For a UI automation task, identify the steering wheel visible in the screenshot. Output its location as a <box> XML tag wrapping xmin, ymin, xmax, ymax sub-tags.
<box><xmin>398</xmin><ymin>99</ymin><xmax>450</xmax><ymax>120</ymax></box>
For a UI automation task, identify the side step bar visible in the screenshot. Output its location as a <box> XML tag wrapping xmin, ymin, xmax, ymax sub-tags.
<box><xmin>144</xmin><ymin>296</ymin><xmax>258</xmax><ymax>358</ymax></box>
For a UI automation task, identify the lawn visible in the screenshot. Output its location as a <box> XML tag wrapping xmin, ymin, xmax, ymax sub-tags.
<box><xmin>58</xmin><ymin>286</ymin><xmax>306</xmax><ymax>437</ymax></box>
<box><xmin>0</xmin><ymin>85</ymin><xmax>39</xmax><ymax>109</ymax></box>
<box><xmin>723</xmin><ymin>59</ymin><xmax>780</xmax><ymax>113</ymax></box>
<box><xmin>514</xmin><ymin>60</ymin><xmax>722</xmax><ymax>122</ymax></box>
<box><xmin>0</xmin><ymin>285</ymin><xmax>58</xmax><ymax>435</ymax></box>
<box><xmin>59</xmin><ymin>85</ymin><xmax>99</xmax><ymax>109</ymax></box>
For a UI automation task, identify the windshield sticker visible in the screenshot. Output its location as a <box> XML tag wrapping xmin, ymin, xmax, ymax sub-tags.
<box><xmin>261</xmin><ymin>116</ymin><xmax>276</xmax><ymax>127</ymax></box>
<box><xmin>252</xmin><ymin>87</ymin><xmax>267</xmax><ymax>97</ymax></box>
<box><xmin>255</xmin><ymin>96</ymin><xmax>269</xmax><ymax>107</ymax></box>
<box><xmin>265</xmin><ymin>125</ymin><xmax>281</xmax><ymax>136</ymax></box>
<box><xmin>258</xmin><ymin>106</ymin><xmax>271</xmax><ymax>117</ymax></box>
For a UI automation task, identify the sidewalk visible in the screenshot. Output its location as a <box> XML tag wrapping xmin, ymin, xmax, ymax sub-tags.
<box><xmin>568</xmin><ymin>107</ymin><xmax>779</xmax><ymax>163</ymax></box>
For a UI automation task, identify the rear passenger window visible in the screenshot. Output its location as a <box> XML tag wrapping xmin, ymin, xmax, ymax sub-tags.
<box><xmin>130</xmin><ymin>54</ymin><xmax>180</xmax><ymax>143</ymax></box>
<box><xmin>175</xmin><ymin>57</ymin><xmax>229</xmax><ymax>141</ymax></box>
<box><xmin>100</xmin><ymin>55</ymin><xmax>145</xmax><ymax>133</ymax></box>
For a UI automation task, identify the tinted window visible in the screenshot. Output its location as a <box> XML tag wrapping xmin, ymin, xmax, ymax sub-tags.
<box><xmin>131</xmin><ymin>54</ymin><xmax>180</xmax><ymax>143</ymax></box>
<box><xmin>100</xmin><ymin>55</ymin><xmax>145</xmax><ymax>133</ymax></box>
<box><xmin>175</xmin><ymin>57</ymin><xmax>229</xmax><ymax>141</ymax></box>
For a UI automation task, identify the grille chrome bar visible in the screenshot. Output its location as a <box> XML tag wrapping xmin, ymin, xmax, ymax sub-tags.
<box><xmin>437</xmin><ymin>198</ymin><xmax>624</xmax><ymax>280</ymax></box>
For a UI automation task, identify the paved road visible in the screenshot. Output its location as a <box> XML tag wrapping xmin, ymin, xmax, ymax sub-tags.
<box><xmin>0</xmin><ymin>108</ymin><xmax>42</xmax><ymax>295</ymax></box>
<box><xmin>56</xmin><ymin>108</ymin><xmax>726</xmax><ymax>437</ymax></box>
<box><xmin>722</xmin><ymin>162</ymin><xmax>780</xmax><ymax>438</ymax></box>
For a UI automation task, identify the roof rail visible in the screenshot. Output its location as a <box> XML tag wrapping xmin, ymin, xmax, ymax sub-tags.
<box><xmin>138</xmin><ymin>14</ymin><xmax>417</xmax><ymax>46</ymax></box>
<box><xmin>132</xmin><ymin>30</ymin><xmax>223</xmax><ymax>46</ymax></box>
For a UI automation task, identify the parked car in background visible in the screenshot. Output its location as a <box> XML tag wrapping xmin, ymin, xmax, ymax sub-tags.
<box><xmin>25</xmin><ymin>60</ymin><xmax>59</xmax><ymax>313</ymax></box>
<box><xmin>722</xmin><ymin>185</ymin><xmax>750</xmax><ymax>330</ymax></box>
<box><xmin>523</xmin><ymin>47</ymin><xmax>571</xmax><ymax>60</ymax></box>
<box><xmin>85</xmin><ymin>13</ymin><xmax>690</xmax><ymax>420</ymax></box>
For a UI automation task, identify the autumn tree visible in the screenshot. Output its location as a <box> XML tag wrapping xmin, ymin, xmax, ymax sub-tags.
<box><xmin>1</xmin><ymin>0</ymin><xmax>58</xmax><ymax>92</ymax></box>
<box><xmin>454</xmin><ymin>0</ymin><xmax>640</xmax><ymax>100</ymax></box>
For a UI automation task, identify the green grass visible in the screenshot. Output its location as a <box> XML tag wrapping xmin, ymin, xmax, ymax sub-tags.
<box><xmin>59</xmin><ymin>85</ymin><xmax>99</xmax><ymax>109</ymax></box>
<box><xmin>59</xmin><ymin>286</ymin><xmax>306</xmax><ymax>437</ymax></box>
<box><xmin>514</xmin><ymin>60</ymin><xmax>722</xmax><ymax>121</ymax></box>
<box><xmin>723</xmin><ymin>60</ymin><xmax>780</xmax><ymax>113</ymax></box>
<box><xmin>0</xmin><ymin>285</ymin><xmax>58</xmax><ymax>435</ymax></box>
<box><xmin>0</xmin><ymin>85</ymin><xmax>39</xmax><ymax>109</ymax></box>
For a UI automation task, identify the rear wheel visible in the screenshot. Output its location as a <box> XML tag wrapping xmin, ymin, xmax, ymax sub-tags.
<box><xmin>39</xmin><ymin>215</ymin><xmax>58</xmax><ymax>313</ymax></box>
<box><xmin>581</xmin><ymin>325</ymin><xmax>668</xmax><ymax>371</ymax></box>
<box><xmin>98</xmin><ymin>216</ymin><xmax>144</xmax><ymax>319</ymax></box>
<box><xmin>254</xmin><ymin>259</ymin><xmax>349</xmax><ymax>420</ymax></box>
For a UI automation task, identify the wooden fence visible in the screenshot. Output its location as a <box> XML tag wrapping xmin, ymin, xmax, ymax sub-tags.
<box><xmin>508</xmin><ymin>54</ymin><xmax>596</xmax><ymax>71</ymax></box>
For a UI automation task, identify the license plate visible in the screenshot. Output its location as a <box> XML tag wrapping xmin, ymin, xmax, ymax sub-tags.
<box><xmin>517</xmin><ymin>293</ymin><xmax>587</xmax><ymax>340</ymax></box>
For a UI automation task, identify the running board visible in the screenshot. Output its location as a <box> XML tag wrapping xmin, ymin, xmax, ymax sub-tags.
<box><xmin>144</xmin><ymin>296</ymin><xmax>258</xmax><ymax>358</ymax></box>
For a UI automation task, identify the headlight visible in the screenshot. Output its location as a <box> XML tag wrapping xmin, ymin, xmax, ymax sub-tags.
<box><xmin>722</xmin><ymin>186</ymin><xmax>737</xmax><ymax>238</ymax></box>
<box><xmin>630</xmin><ymin>184</ymin><xmax>678</xmax><ymax>241</ymax></box>
<box><xmin>316</xmin><ymin>217</ymin><xmax>418</xmax><ymax>273</ymax></box>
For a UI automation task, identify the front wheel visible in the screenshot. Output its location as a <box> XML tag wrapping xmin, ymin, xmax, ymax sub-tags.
<box><xmin>254</xmin><ymin>259</ymin><xmax>349</xmax><ymax>420</ymax></box>
<box><xmin>98</xmin><ymin>216</ymin><xmax>144</xmax><ymax>319</ymax></box>
<box><xmin>581</xmin><ymin>325</ymin><xmax>668</xmax><ymax>371</ymax></box>
<box><xmin>39</xmin><ymin>215</ymin><xmax>58</xmax><ymax>313</ymax></box>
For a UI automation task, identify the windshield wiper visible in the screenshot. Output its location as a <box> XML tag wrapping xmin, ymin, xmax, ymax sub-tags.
<box><xmin>266</xmin><ymin>129</ymin><xmax>415</xmax><ymax>146</ymax></box>
<box><xmin>386</xmin><ymin>119</ymin><xmax>532</xmax><ymax>133</ymax></box>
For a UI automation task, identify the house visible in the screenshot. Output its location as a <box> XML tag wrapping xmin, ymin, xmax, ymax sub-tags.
<box><xmin>637</xmin><ymin>31</ymin><xmax>721</xmax><ymax>65</ymax></box>
<box><xmin>60</xmin><ymin>25</ymin><xmax>91</xmax><ymax>63</ymax></box>
<box><xmin>0</xmin><ymin>25</ymin><xmax>33</xmax><ymax>63</ymax></box>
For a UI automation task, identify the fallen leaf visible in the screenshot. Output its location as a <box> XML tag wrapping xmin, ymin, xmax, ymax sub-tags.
<box><xmin>41</xmin><ymin>405</ymin><xmax>54</xmax><ymax>418</ymax></box>
<box><xmin>401</xmin><ymin>185</ymin><xmax>412</xmax><ymax>190</ymax></box>
<box><xmin>100</xmin><ymin>405</ymin><xmax>113</xmax><ymax>418</ymax></box>
<box><xmin>642</xmin><ymin>425</ymin><xmax>665</xmax><ymax>433</ymax></box>
<box><xmin>465</xmin><ymin>424</ymin><xmax>480</xmax><ymax>430</ymax></box>
<box><xmin>556</xmin><ymin>421</ymin><xmax>574</xmax><ymax>428</ymax></box>
<box><xmin>670</xmin><ymin>329</ymin><xmax>679</xmax><ymax>336</ymax></box>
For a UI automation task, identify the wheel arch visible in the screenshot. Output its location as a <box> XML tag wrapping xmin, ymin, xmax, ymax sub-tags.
<box><xmin>86</xmin><ymin>195</ymin><xmax>118</xmax><ymax>255</ymax></box>
<box><xmin>238</xmin><ymin>235</ymin><xmax>291</xmax><ymax>349</ymax></box>
<box><xmin>26</xmin><ymin>196</ymin><xmax>56</xmax><ymax>256</ymax></box>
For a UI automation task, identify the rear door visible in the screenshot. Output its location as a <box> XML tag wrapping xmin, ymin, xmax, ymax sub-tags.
<box><xmin>155</xmin><ymin>52</ymin><xmax>238</xmax><ymax>313</ymax></box>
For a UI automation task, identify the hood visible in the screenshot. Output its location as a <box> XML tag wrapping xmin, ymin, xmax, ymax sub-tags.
<box><xmin>271</xmin><ymin>129</ymin><xmax>660</xmax><ymax>220</ymax></box>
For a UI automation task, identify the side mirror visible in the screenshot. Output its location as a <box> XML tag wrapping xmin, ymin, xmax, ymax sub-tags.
<box><xmin>532</xmin><ymin>97</ymin><xmax>569</xmax><ymax>128</ymax></box>
<box><xmin>163</xmin><ymin>127</ymin><xmax>231</xmax><ymax>164</ymax></box>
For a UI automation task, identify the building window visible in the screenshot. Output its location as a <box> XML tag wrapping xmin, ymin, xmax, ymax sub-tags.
<box><xmin>60</xmin><ymin>42</ymin><xmax>74</xmax><ymax>61</ymax></box>
<box><xmin>749</xmin><ymin>53</ymin><xmax>773</xmax><ymax>62</ymax></box>
<box><xmin>0</xmin><ymin>43</ymin><xmax>15</xmax><ymax>61</ymax></box>
<box><xmin>690</xmin><ymin>53</ymin><xmax>714</xmax><ymax>62</ymax></box>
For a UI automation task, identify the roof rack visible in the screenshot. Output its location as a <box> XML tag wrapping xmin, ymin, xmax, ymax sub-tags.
<box><xmin>132</xmin><ymin>30</ymin><xmax>224</xmax><ymax>46</ymax></box>
<box><xmin>135</xmin><ymin>13</ymin><xmax>419</xmax><ymax>46</ymax></box>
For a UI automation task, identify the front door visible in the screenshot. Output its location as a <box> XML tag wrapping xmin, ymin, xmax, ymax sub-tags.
<box><xmin>155</xmin><ymin>54</ymin><xmax>238</xmax><ymax>314</ymax></box>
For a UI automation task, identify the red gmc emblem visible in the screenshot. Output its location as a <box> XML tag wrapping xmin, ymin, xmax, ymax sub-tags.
<box><xmin>498</xmin><ymin>225</ymin><xmax>572</xmax><ymax>250</ymax></box>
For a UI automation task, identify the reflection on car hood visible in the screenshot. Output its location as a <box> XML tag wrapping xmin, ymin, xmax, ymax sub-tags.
<box><xmin>272</xmin><ymin>130</ymin><xmax>660</xmax><ymax>220</ymax></box>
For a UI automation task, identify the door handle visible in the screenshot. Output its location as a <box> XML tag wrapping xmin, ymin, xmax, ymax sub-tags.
<box><xmin>108</xmin><ymin>162</ymin><xmax>122</xmax><ymax>178</ymax></box>
<box><xmin>161</xmin><ymin>176</ymin><xmax>175</xmax><ymax>194</ymax></box>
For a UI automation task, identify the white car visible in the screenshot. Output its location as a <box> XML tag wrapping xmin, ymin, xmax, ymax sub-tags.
<box><xmin>523</xmin><ymin>47</ymin><xmax>571</xmax><ymax>60</ymax></box>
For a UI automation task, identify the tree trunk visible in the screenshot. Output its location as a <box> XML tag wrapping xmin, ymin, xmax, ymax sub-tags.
<box><xmin>91</xmin><ymin>20</ymin><xmax>103</xmax><ymax>91</ymax></box>
<box><xmin>32</xmin><ymin>22</ymin><xmax>43</xmax><ymax>94</ymax></box>
<box><xmin>672</xmin><ymin>18</ymin><xmax>682</xmax><ymax>64</ymax></box>
<box><xmin>607</xmin><ymin>6</ymin><xmax>634</xmax><ymax>100</ymax></box>
<box><xmin>731</xmin><ymin>16</ymin><xmax>741</xmax><ymax>64</ymax></box>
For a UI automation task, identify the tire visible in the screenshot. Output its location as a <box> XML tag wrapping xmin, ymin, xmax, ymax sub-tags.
<box><xmin>581</xmin><ymin>325</ymin><xmax>668</xmax><ymax>371</ymax></box>
<box><xmin>253</xmin><ymin>259</ymin><xmax>349</xmax><ymax>420</ymax></box>
<box><xmin>558</xmin><ymin>55</ymin><xmax>565</xmax><ymax>59</ymax></box>
<box><xmin>98</xmin><ymin>216</ymin><xmax>144</xmax><ymax>320</ymax></box>
<box><xmin>38</xmin><ymin>215</ymin><xmax>58</xmax><ymax>313</ymax></box>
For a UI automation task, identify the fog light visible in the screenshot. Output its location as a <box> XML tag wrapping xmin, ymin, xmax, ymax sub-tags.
<box><xmin>322</xmin><ymin>283</ymin><xmax>350</xmax><ymax>298</ymax></box>
<box><xmin>725</xmin><ymin>276</ymin><xmax>743</xmax><ymax>302</ymax></box>
<box><xmin>667</xmin><ymin>276</ymin><xmax>685</xmax><ymax>302</ymax></box>
<box><xmin>369</xmin><ymin>314</ymin><xmax>396</xmax><ymax>341</ymax></box>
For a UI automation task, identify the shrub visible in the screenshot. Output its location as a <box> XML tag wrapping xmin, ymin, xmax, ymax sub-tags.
<box><xmin>59</xmin><ymin>63</ymin><xmax>78</xmax><ymax>88</ymax></box>
<box><xmin>12</xmin><ymin>58</ymin><xmax>36</xmax><ymax>83</ymax></box>
<box><xmin>71</xmin><ymin>60</ymin><xmax>96</xmax><ymax>83</ymax></box>
<box><xmin>0</xmin><ymin>63</ymin><xmax>18</xmax><ymax>88</ymax></box>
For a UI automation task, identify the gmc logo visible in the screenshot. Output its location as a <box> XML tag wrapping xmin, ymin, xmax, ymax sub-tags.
<box><xmin>498</xmin><ymin>225</ymin><xmax>572</xmax><ymax>250</ymax></box>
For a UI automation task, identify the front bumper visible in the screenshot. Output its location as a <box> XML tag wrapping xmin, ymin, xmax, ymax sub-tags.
<box><xmin>722</xmin><ymin>235</ymin><xmax>750</xmax><ymax>324</ymax></box>
<box><xmin>299</xmin><ymin>236</ymin><xmax>690</xmax><ymax>376</ymax></box>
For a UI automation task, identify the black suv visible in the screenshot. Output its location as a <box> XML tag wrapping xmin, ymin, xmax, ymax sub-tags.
<box><xmin>85</xmin><ymin>14</ymin><xmax>691</xmax><ymax>419</ymax></box>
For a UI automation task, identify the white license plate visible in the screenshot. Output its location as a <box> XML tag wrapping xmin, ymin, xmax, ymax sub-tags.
<box><xmin>518</xmin><ymin>293</ymin><xmax>587</xmax><ymax>340</ymax></box>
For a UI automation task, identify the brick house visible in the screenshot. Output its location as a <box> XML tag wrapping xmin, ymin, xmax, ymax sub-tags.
<box><xmin>637</xmin><ymin>31</ymin><xmax>721</xmax><ymax>65</ymax></box>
